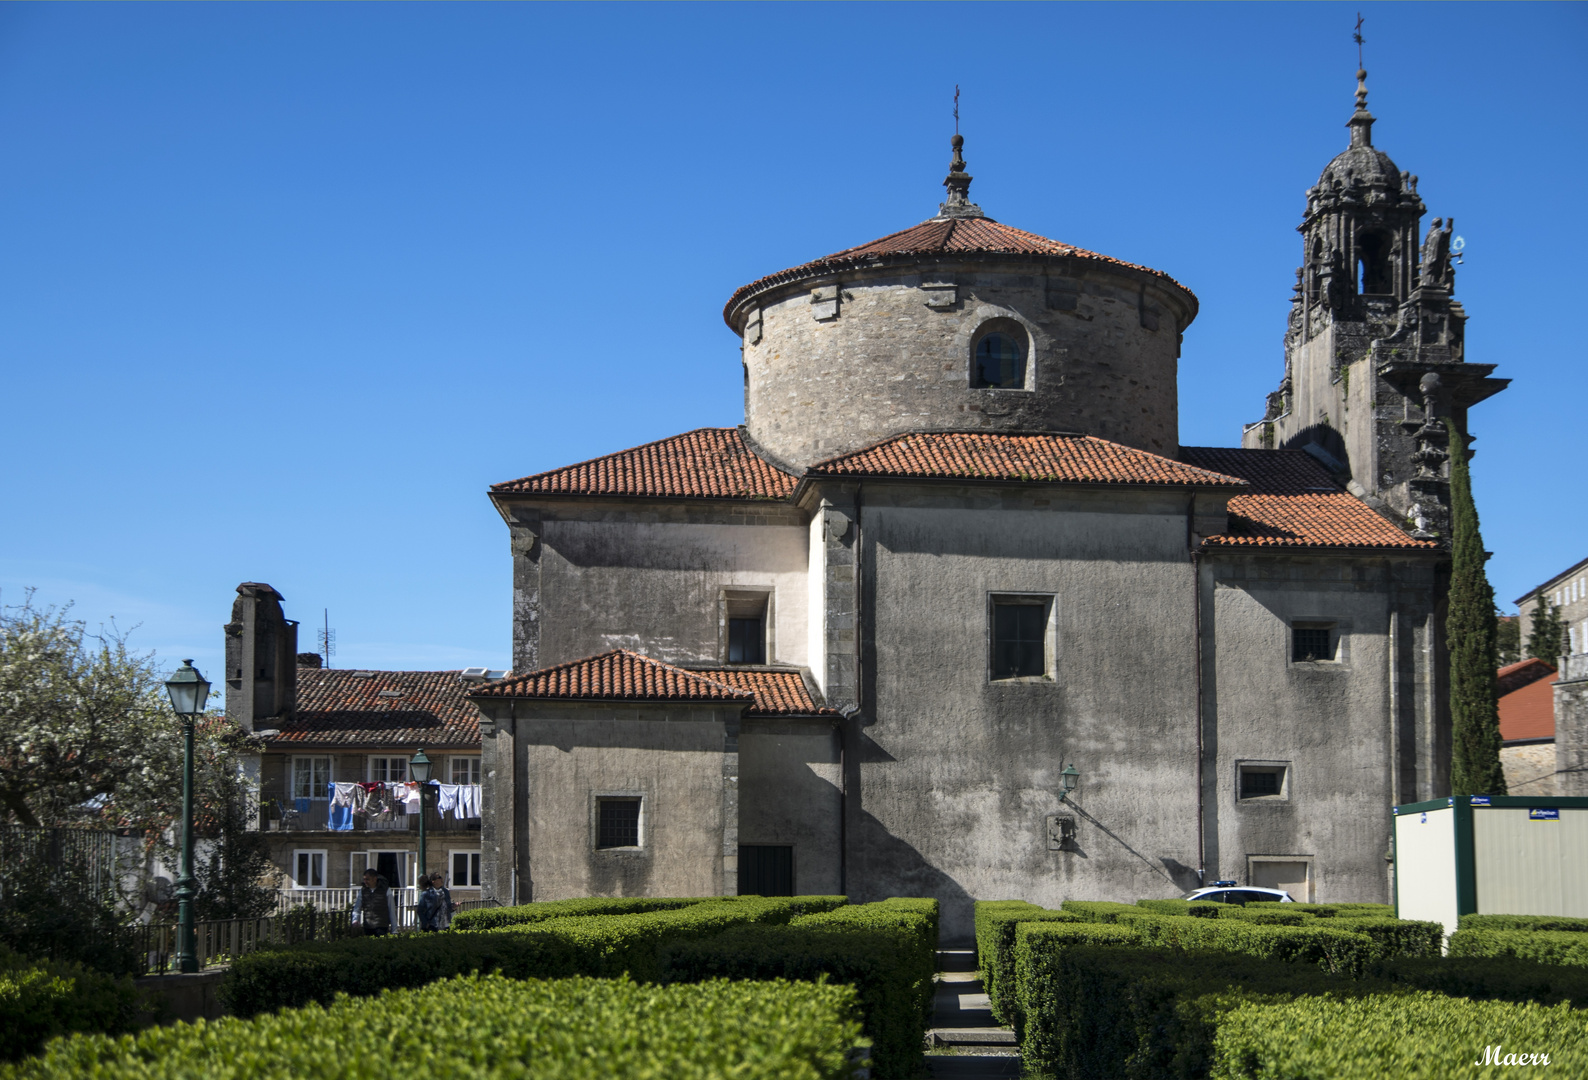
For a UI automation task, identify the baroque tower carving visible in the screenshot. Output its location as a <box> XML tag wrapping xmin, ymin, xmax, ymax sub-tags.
<box><xmin>1243</xmin><ymin>68</ymin><xmax>1507</xmax><ymax>540</ymax></box>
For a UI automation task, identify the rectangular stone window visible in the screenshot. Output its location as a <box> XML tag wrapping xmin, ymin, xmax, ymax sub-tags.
<box><xmin>1239</xmin><ymin>765</ymin><xmax>1287</xmax><ymax>799</ymax></box>
<box><xmin>738</xmin><ymin>845</ymin><xmax>793</xmax><ymax>896</ymax></box>
<box><xmin>1291</xmin><ymin>623</ymin><xmax>1336</xmax><ymax>663</ymax></box>
<box><xmin>292</xmin><ymin>849</ymin><xmax>326</xmax><ymax>889</ymax></box>
<box><xmin>722</xmin><ymin>589</ymin><xmax>772</xmax><ymax>664</ymax></box>
<box><xmin>596</xmin><ymin>798</ymin><xmax>641</xmax><ymax>849</ymax></box>
<box><xmin>991</xmin><ymin>596</ymin><xmax>1051</xmax><ymax>680</ymax></box>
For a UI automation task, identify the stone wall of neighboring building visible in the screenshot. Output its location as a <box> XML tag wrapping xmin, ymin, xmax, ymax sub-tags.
<box><xmin>1516</xmin><ymin>557</ymin><xmax>1588</xmax><ymax>658</ymax></box>
<box><xmin>1501</xmin><ymin>743</ymin><xmax>1559</xmax><ymax>796</ymax></box>
<box><xmin>1556</xmin><ymin>655</ymin><xmax>1588</xmax><ymax>797</ymax></box>
<box><xmin>738</xmin><ymin>257</ymin><xmax>1192</xmax><ymax>469</ymax></box>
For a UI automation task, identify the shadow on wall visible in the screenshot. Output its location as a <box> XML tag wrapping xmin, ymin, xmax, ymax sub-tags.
<box><xmin>1281</xmin><ymin>423</ymin><xmax>1352</xmax><ymax>481</ymax></box>
<box><xmin>848</xmin><ymin>807</ymin><xmax>977</xmax><ymax>944</ymax></box>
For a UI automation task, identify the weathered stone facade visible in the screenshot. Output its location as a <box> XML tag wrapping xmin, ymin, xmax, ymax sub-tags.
<box><xmin>477</xmin><ymin>81</ymin><xmax>1497</xmax><ymax>941</ymax></box>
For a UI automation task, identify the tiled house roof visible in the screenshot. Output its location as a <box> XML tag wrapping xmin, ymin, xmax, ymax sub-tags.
<box><xmin>1499</xmin><ymin>665</ymin><xmax>1558</xmax><ymax>743</ymax></box>
<box><xmin>1498</xmin><ymin>657</ymin><xmax>1558</xmax><ymax>697</ymax></box>
<box><xmin>725</xmin><ymin>216</ymin><xmax>1189</xmax><ymax>319</ymax></box>
<box><xmin>470</xmin><ymin>650</ymin><xmax>755</xmax><ymax>704</ymax></box>
<box><xmin>471</xmin><ymin>652</ymin><xmax>837</xmax><ymax>717</ymax></box>
<box><xmin>1179</xmin><ymin>447</ymin><xmax>1437</xmax><ymax>550</ymax></box>
<box><xmin>807</xmin><ymin>432</ymin><xmax>1246</xmax><ymax>488</ymax></box>
<box><xmin>491</xmin><ymin>428</ymin><xmax>797</xmax><ymax>501</ymax></box>
<box><xmin>265</xmin><ymin>669</ymin><xmax>482</xmax><ymax>749</ymax></box>
<box><xmin>690</xmin><ymin>669</ymin><xmax>840</xmax><ymax>717</ymax></box>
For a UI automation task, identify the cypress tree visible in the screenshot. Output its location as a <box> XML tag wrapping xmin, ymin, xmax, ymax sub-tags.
<box><xmin>1525</xmin><ymin>595</ymin><xmax>1567</xmax><ymax>665</ymax></box>
<box><xmin>1445</xmin><ymin>419</ymin><xmax>1506</xmax><ymax>796</ymax></box>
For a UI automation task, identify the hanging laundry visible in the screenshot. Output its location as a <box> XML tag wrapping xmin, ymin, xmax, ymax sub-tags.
<box><xmin>402</xmin><ymin>782</ymin><xmax>422</xmax><ymax>814</ymax></box>
<box><xmin>328</xmin><ymin>783</ymin><xmax>356</xmax><ymax>831</ymax></box>
<box><xmin>436</xmin><ymin>784</ymin><xmax>460</xmax><ymax>817</ymax></box>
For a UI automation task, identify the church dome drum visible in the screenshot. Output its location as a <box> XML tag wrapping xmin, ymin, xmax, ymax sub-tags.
<box><xmin>723</xmin><ymin>136</ymin><xmax>1198</xmax><ymax>470</ymax></box>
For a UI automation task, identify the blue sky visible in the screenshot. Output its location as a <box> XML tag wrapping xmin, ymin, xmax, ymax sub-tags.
<box><xmin>3</xmin><ymin>2</ymin><xmax>1584</xmax><ymax>679</ymax></box>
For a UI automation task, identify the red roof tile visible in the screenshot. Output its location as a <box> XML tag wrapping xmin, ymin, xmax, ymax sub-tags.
<box><xmin>1499</xmin><ymin>668</ymin><xmax>1557</xmax><ymax>742</ymax></box>
<box><xmin>1498</xmin><ymin>657</ymin><xmax>1558</xmax><ymax>697</ymax></box>
<box><xmin>265</xmin><ymin>669</ymin><xmax>482</xmax><ymax>749</ymax></box>
<box><xmin>491</xmin><ymin>428</ymin><xmax>796</xmax><ymax>501</ymax></box>
<box><xmin>470</xmin><ymin>650</ymin><xmax>755</xmax><ymax>704</ymax></box>
<box><xmin>806</xmin><ymin>432</ymin><xmax>1246</xmax><ymax>488</ymax></box>
<box><xmin>725</xmin><ymin>216</ymin><xmax>1190</xmax><ymax>321</ymax></box>
<box><xmin>691</xmin><ymin>669</ymin><xmax>839</xmax><ymax>717</ymax></box>
<box><xmin>1179</xmin><ymin>447</ymin><xmax>1437</xmax><ymax>550</ymax></box>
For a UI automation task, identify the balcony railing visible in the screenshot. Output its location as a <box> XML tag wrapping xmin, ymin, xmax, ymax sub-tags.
<box><xmin>274</xmin><ymin>887</ymin><xmax>484</xmax><ymax>929</ymax></box>
<box><xmin>265</xmin><ymin>802</ymin><xmax>479</xmax><ymax>834</ymax></box>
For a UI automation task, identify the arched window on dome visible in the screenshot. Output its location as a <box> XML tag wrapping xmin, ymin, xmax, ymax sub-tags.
<box><xmin>971</xmin><ymin>323</ymin><xmax>1029</xmax><ymax>390</ymax></box>
<box><xmin>1356</xmin><ymin>229</ymin><xmax>1393</xmax><ymax>296</ymax></box>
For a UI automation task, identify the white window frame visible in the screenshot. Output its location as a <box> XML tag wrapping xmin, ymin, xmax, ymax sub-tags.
<box><xmin>367</xmin><ymin>756</ymin><xmax>409</xmax><ymax>783</ymax></box>
<box><xmin>292</xmin><ymin>848</ymin><xmax>328</xmax><ymax>889</ymax></box>
<box><xmin>449</xmin><ymin>756</ymin><xmax>482</xmax><ymax>785</ymax></box>
<box><xmin>291</xmin><ymin>756</ymin><xmax>333</xmax><ymax>800</ymax></box>
<box><xmin>364</xmin><ymin>848</ymin><xmax>416</xmax><ymax>890</ymax></box>
<box><xmin>449</xmin><ymin>848</ymin><xmax>483</xmax><ymax>887</ymax></box>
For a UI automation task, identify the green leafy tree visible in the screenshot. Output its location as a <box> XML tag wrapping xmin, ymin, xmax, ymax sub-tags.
<box><xmin>1445</xmin><ymin>422</ymin><xmax>1506</xmax><ymax>797</ymax></box>
<box><xmin>1525</xmin><ymin>595</ymin><xmax>1568</xmax><ymax>665</ymax></box>
<box><xmin>1496</xmin><ymin>612</ymin><xmax>1521</xmax><ymax>666</ymax></box>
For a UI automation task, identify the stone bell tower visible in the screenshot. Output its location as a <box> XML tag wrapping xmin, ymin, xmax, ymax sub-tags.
<box><xmin>1243</xmin><ymin>67</ymin><xmax>1507</xmax><ymax>540</ymax></box>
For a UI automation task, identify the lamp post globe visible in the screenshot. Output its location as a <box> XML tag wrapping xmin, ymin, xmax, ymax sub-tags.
<box><xmin>163</xmin><ymin>660</ymin><xmax>210</xmax><ymax>974</ymax></box>
<box><xmin>410</xmin><ymin>749</ymin><xmax>433</xmax><ymax>888</ymax></box>
<box><xmin>1060</xmin><ymin>763</ymin><xmax>1080</xmax><ymax>800</ymax></box>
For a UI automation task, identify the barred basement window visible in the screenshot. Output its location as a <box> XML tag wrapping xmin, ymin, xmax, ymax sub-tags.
<box><xmin>1239</xmin><ymin>766</ymin><xmax>1286</xmax><ymax>799</ymax></box>
<box><xmin>1291</xmin><ymin>624</ymin><xmax>1334</xmax><ymax>663</ymax></box>
<box><xmin>597</xmin><ymin>798</ymin><xmax>641</xmax><ymax>849</ymax></box>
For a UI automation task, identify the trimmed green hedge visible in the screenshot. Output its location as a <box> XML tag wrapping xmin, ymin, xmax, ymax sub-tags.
<box><xmin>1328</xmin><ymin>916</ymin><xmax>1443</xmax><ymax>960</ymax></box>
<box><xmin>1135</xmin><ymin>899</ymin><xmax>1224</xmax><ymax>920</ymax></box>
<box><xmin>660</xmin><ymin>900</ymin><xmax>936</xmax><ymax>1079</ymax></box>
<box><xmin>1018</xmin><ymin>943</ymin><xmax>1369</xmax><ymax>1080</ymax></box>
<box><xmin>973</xmin><ymin>901</ymin><xmax>1080</xmax><ymax>1025</ymax></box>
<box><xmin>1449</xmin><ymin>927</ymin><xmax>1588</xmax><ymax>967</ymax></box>
<box><xmin>1012</xmin><ymin>922</ymin><xmax>1144</xmax><ymax>1038</ymax></box>
<box><xmin>1061</xmin><ymin>900</ymin><xmax>1158</xmax><ymax>924</ymax></box>
<box><xmin>1375</xmin><ymin>954</ymin><xmax>1588</xmax><ymax>1005</ymax></box>
<box><xmin>7</xmin><ymin>973</ymin><xmax>868</xmax><ymax>1080</ymax></box>
<box><xmin>450</xmin><ymin>895</ymin><xmax>711</xmax><ymax>931</ymax></box>
<box><xmin>221</xmin><ymin>896</ymin><xmax>809</xmax><ymax>1016</ymax></box>
<box><xmin>1244</xmin><ymin>901</ymin><xmax>1394</xmax><ymax>918</ymax></box>
<box><xmin>1212</xmin><ymin>991</ymin><xmax>1588</xmax><ymax>1078</ymax></box>
<box><xmin>1460</xmin><ymin>913</ymin><xmax>1588</xmax><ymax>934</ymax></box>
<box><xmin>0</xmin><ymin>949</ymin><xmax>139</xmax><ymax>1063</ymax></box>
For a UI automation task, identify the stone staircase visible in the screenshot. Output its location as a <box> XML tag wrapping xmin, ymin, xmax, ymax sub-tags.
<box><xmin>923</xmin><ymin>949</ymin><xmax>1020</xmax><ymax>1079</ymax></box>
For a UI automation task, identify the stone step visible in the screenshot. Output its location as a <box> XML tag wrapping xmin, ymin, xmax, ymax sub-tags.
<box><xmin>924</xmin><ymin>1051</ymin><xmax>1022</xmax><ymax>1078</ymax></box>
<box><xmin>928</xmin><ymin>1027</ymin><xmax>1017</xmax><ymax>1047</ymax></box>
<box><xmin>936</xmin><ymin>948</ymin><xmax>978</xmax><ymax>972</ymax></box>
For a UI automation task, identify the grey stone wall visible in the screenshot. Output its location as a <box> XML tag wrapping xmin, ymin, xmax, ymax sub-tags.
<box><xmin>1501</xmin><ymin>743</ymin><xmax>1559</xmax><ymax>796</ymax></box>
<box><xmin>1556</xmin><ymin>656</ymin><xmax>1588</xmax><ymax>797</ymax></box>
<box><xmin>738</xmin><ymin>719</ymin><xmax>843</xmax><ymax>895</ymax></box>
<box><xmin>740</xmin><ymin>257</ymin><xmax>1192</xmax><ymax>469</ymax></box>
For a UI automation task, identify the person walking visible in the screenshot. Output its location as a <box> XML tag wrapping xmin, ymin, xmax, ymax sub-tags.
<box><xmin>416</xmin><ymin>874</ymin><xmax>443</xmax><ymax>932</ymax></box>
<box><xmin>353</xmin><ymin>869</ymin><xmax>395</xmax><ymax>936</ymax></box>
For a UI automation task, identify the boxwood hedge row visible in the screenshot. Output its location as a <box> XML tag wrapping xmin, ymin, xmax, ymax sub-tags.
<box><xmin>660</xmin><ymin>899</ymin><xmax>937</xmax><ymax>1079</ymax></box>
<box><xmin>1373</xmin><ymin>954</ymin><xmax>1588</xmax><ymax>1005</ymax></box>
<box><xmin>972</xmin><ymin>901</ymin><xmax>1080</xmax><ymax>1025</ymax></box>
<box><xmin>1459</xmin><ymin>913</ymin><xmax>1588</xmax><ymax>934</ymax></box>
<box><xmin>1448</xmin><ymin>927</ymin><xmax>1588</xmax><ymax>968</ymax></box>
<box><xmin>1212</xmin><ymin>991</ymin><xmax>1588</xmax><ymax>1078</ymax></box>
<box><xmin>221</xmin><ymin>896</ymin><xmax>810</xmax><ymax>1016</ymax></box>
<box><xmin>448</xmin><ymin>895</ymin><xmax>711</xmax><ymax>931</ymax></box>
<box><xmin>5</xmin><ymin>973</ymin><xmax>869</xmax><ymax>1080</ymax></box>
<box><xmin>1055</xmin><ymin>904</ymin><xmax>1381</xmax><ymax>975</ymax></box>
<box><xmin>0</xmin><ymin>948</ymin><xmax>139</xmax><ymax>1063</ymax></box>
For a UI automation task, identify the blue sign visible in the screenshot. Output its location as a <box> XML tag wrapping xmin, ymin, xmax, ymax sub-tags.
<box><xmin>1471</xmin><ymin>796</ymin><xmax>1492</xmax><ymax>806</ymax></box>
<box><xmin>1420</xmin><ymin>812</ymin><xmax>1428</xmax><ymax>824</ymax></box>
<box><xmin>1530</xmin><ymin>808</ymin><xmax>1560</xmax><ymax>821</ymax></box>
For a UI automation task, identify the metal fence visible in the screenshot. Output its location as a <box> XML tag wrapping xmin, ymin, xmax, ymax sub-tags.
<box><xmin>136</xmin><ymin>909</ymin><xmax>355</xmax><ymax>975</ymax></box>
<box><xmin>0</xmin><ymin>825</ymin><xmax>125</xmax><ymax>903</ymax></box>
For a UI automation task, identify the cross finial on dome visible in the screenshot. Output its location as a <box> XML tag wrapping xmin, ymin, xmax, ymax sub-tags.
<box><xmin>1347</xmin><ymin>14</ymin><xmax>1374</xmax><ymax>148</ymax></box>
<box><xmin>937</xmin><ymin>133</ymin><xmax>985</xmax><ymax>220</ymax></box>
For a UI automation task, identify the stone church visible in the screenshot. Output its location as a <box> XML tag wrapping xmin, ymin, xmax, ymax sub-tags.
<box><xmin>470</xmin><ymin>70</ymin><xmax>1504</xmax><ymax>941</ymax></box>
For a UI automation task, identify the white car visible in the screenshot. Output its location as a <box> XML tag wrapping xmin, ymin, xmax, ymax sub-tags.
<box><xmin>1181</xmin><ymin>881</ymin><xmax>1294</xmax><ymax>905</ymax></box>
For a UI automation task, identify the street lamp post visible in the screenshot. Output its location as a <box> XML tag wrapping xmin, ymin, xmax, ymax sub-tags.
<box><xmin>409</xmin><ymin>749</ymin><xmax>433</xmax><ymax>886</ymax></box>
<box><xmin>1059</xmin><ymin>763</ymin><xmax>1080</xmax><ymax>802</ymax></box>
<box><xmin>163</xmin><ymin>660</ymin><xmax>210</xmax><ymax>974</ymax></box>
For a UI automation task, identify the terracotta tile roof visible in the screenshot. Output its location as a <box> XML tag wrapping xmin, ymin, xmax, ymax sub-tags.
<box><xmin>491</xmin><ymin>428</ymin><xmax>796</xmax><ymax>501</ymax></box>
<box><xmin>725</xmin><ymin>216</ymin><xmax>1189</xmax><ymax>320</ymax></box>
<box><xmin>1498</xmin><ymin>657</ymin><xmax>1558</xmax><ymax>697</ymax></box>
<box><xmin>1499</xmin><ymin>667</ymin><xmax>1557</xmax><ymax>742</ymax></box>
<box><xmin>806</xmin><ymin>432</ymin><xmax>1246</xmax><ymax>488</ymax></box>
<box><xmin>1179</xmin><ymin>447</ymin><xmax>1437</xmax><ymax>550</ymax></box>
<box><xmin>265</xmin><ymin>669</ymin><xmax>482</xmax><ymax>749</ymax></box>
<box><xmin>690</xmin><ymin>669</ymin><xmax>840</xmax><ymax>717</ymax></box>
<box><xmin>470</xmin><ymin>650</ymin><xmax>755</xmax><ymax>704</ymax></box>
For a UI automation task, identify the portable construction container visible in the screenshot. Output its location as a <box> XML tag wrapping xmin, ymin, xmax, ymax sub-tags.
<box><xmin>1393</xmin><ymin>795</ymin><xmax>1588</xmax><ymax>937</ymax></box>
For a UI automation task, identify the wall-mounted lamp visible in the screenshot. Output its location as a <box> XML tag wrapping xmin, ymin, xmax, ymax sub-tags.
<box><xmin>1060</xmin><ymin>763</ymin><xmax>1080</xmax><ymax>800</ymax></box>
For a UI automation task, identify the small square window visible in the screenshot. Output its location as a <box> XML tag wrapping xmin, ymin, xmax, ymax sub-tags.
<box><xmin>292</xmin><ymin>756</ymin><xmax>332</xmax><ymax>800</ymax></box>
<box><xmin>1239</xmin><ymin>765</ymin><xmax>1287</xmax><ymax>800</ymax></box>
<box><xmin>450</xmin><ymin>756</ymin><xmax>481</xmax><ymax>785</ymax></box>
<box><xmin>597</xmin><ymin>798</ymin><xmax>641</xmax><ymax>849</ymax></box>
<box><xmin>368</xmin><ymin>756</ymin><xmax>408</xmax><ymax>783</ymax></box>
<box><xmin>1291</xmin><ymin>625</ymin><xmax>1334</xmax><ymax>663</ymax></box>
<box><xmin>293</xmin><ymin>850</ymin><xmax>326</xmax><ymax>889</ymax></box>
<box><xmin>992</xmin><ymin>600</ymin><xmax>1048</xmax><ymax>679</ymax></box>
<box><xmin>728</xmin><ymin>618</ymin><xmax>765</xmax><ymax>664</ymax></box>
<box><xmin>724</xmin><ymin>590</ymin><xmax>771</xmax><ymax>664</ymax></box>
